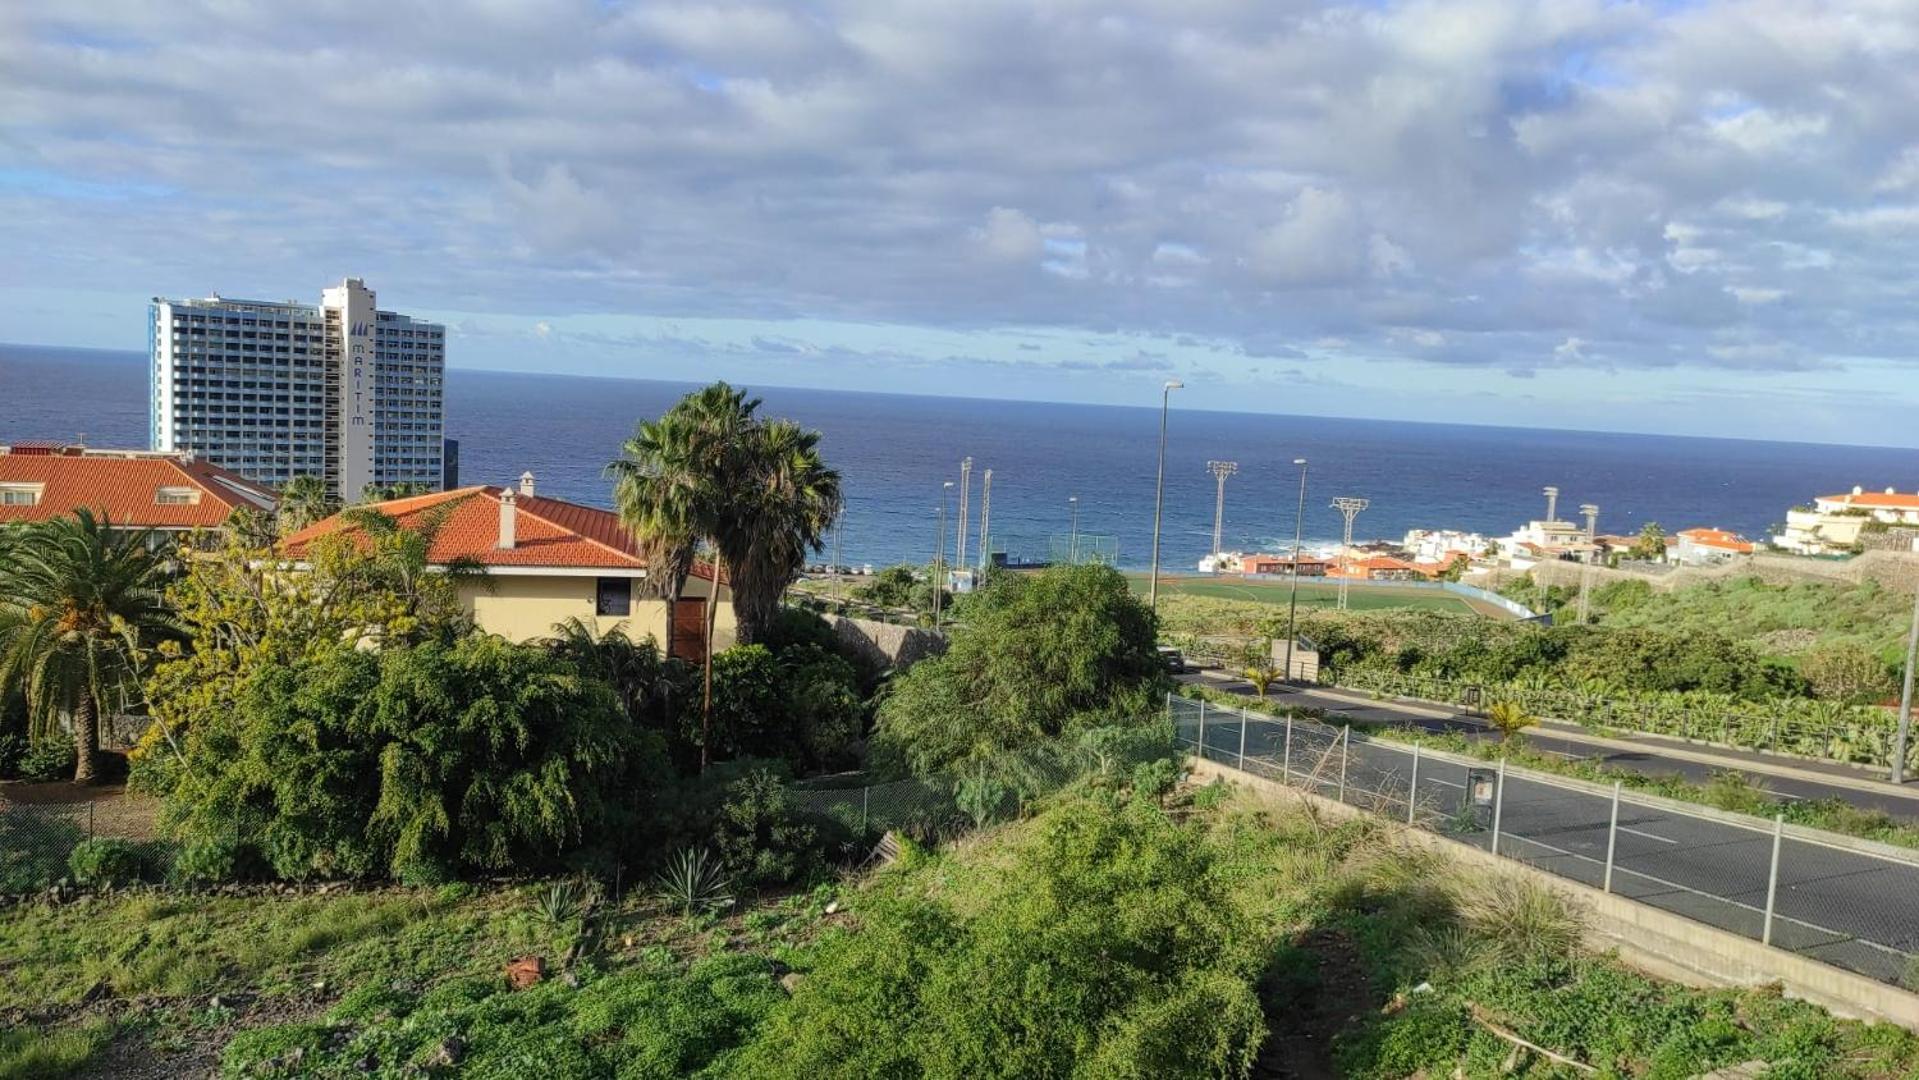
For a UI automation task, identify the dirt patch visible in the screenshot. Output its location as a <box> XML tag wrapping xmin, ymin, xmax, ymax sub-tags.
<box><xmin>0</xmin><ymin>781</ymin><xmax>161</xmax><ymax>840</ymax></box>
<box><xmin>1254</xmin><ymin>927</ymin><xmax>1374</xmax><ymax>1080</ymax></box>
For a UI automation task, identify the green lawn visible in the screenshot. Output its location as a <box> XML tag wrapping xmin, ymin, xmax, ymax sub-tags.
<box><xmin>1130</xmin><ymin>574</ymin><xmax>1483</xmax><ymax>615</ymax></box>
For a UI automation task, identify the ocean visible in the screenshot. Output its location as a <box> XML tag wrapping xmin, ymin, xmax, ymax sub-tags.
<box><xmin>4</xmin><ymin>343</ymin><xmax>1917</xmax><ymax>571</ymax></box>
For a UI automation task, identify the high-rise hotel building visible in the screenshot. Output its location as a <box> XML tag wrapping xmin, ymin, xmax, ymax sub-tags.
<box><xmin>150</xmin><ymin>278</ymin><xmax>446</xmax><ymax>500</ymax></box>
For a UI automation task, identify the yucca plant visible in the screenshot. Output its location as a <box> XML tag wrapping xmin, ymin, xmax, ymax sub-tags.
<box><xmin>654</xmin><ymin>847</ymin><xmax>734</xmax><ymax>916</ymax></box>
<box><xmin>1485</xmin><ymin>699</ymin><xmax>1537</xmax><ymax>746</ymax></box>
<box><xmin>536</xmin><ymin>879</ymin><xmax>586</xmax><ymax>927</ymax></box>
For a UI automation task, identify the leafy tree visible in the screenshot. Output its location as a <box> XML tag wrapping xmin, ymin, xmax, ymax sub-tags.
<box><xmin>708</xmin><ymin>643</ymin><xmax>861</xmax><ymax>772</ymax></box>
<box><xmin>357</xmin><ymin>481</ymin><xmax>435</xmax><ymax>503</ymax></box>
<box><xmin>872</xmin><ymin>564</ymin><xmax>1168</xmax><ymax>776</ymax></box>
<box><xmin>1436</xmin><ymin>554</ymin><xmax>1469</xmax><ymax>582</ymax></box>
<box><xmin>1628</xmin><ymin>521</ymin><xmax>1668</xmax><ymax>561</ymax></box>
<box><xmin>540</xmin><ymin>617</ymin><xmax>692</xmax><ymax>737</ymax></box>
<box><xmin>0</xmin><ymin>511</ymin><xmax>177</xmax><ymax>783</ymax></box>
<box><xmin>275</xmin><ymin>475</ymin><xmax>338</xmax><ymax>535</ymax></box>
<box><xmin>158</xmin><ymin>635</ymin><xmax>661</xmax><ymax>881</ymax></box>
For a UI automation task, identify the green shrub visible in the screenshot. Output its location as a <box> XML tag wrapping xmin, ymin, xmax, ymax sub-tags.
<box><xmin>16</xmin><ymin>739</ymin><xmax>75</xmax><ymax>782</ymax></box>
<box><xmin>709</xmin><ymin>643</ymin><xmax>862</xmax><ymax>773</ymax></box>
<box><xmin>872</xmin><ymin>563</ymin><xmax>1169</xmax><ymax>776</ymax></box>
<box><xmin>0</xmin><ymin>808</ymin><xmax>85</xmax><ymax>893</ymax></box>
<box><xmin>734</xmin><ymin>796</ymin><xmax>1267</xmax><ymax>1077</ymax></box>
<box><xmin>0</xmin><ymin>731</ymin><xmax>24</xmax><ymax>779</ymax></box>
<box><xmin>67</xmin><ymin>838</ymin><xmax>156</xmax><ymax>888</ymax></box>
<box><xmin>158</xmin><ymin>635</ymin><xmax>666</xmax><ymax>882</ymax></box>
<box><xmin>170</xmin><ymin>832</ymin><xmax>263</xmax><ymax>885</ymax></box>
<box><xmin>712</xmin><ymin>768</ymin><xmax>828</xmax><ymax>889</ymax></box>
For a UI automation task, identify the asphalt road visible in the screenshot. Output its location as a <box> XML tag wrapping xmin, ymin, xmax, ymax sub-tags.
<box><xmin>1177</xmin><ymin>671</ymin><xmax>1919</xmax><ymax>822</ymax></box>
<box><xmin>1183</xmin><ymin>702</ymin><xmax>1919</xmax><ymax>985</ymax></box>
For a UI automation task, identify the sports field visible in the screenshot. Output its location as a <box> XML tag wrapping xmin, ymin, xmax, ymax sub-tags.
<box><xmin>1129</xmin><ymin>574</ymin><xmax>1500</xmax><ymax>616</ymax></box>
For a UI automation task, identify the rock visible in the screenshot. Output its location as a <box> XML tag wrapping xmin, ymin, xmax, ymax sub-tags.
<box><xmin>780</xmin><ymin>973</ymin><xmax>805</xmax><ymax>994</ymax></box>
<box><xmin>424</xmin><ymin>1036</ymin><xmax>466</xmax><ymax>1069</ymax></box>
<box><xmin>823</xmin><ymin>900</ymin><xmax>839</xmax><ymax>915</ymax></box>
<box><xmin>355</xmin><ymin>1052</ymin><xmax>378</xmax><ymax>1072</ymax></box>
<box><xmin>506</xmin><ymin>955</ymin><xmax>546</xmax><ymax>990</ymax></box>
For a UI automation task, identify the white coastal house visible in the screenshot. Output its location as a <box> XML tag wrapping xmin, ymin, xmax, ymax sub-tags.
<box><xmin>1773</xmin><ymin>487</ymin><xmax>1919</xmax><ymax>556</ymax></box>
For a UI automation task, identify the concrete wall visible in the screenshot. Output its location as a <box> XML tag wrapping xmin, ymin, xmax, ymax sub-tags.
<box><xmin>829</xmin><ymin>615</ymin><xmax>946</xmax><ymax>673</ymax></box>
<box><xmin>1191</xmin><ymin>757</ymin><xmax>1919</xmax><ymax>1028</ymax></box>
<box><xmin>457</xmin><ymin>576</ymin><xmax>671</xmax><ymax>647</ymax></box>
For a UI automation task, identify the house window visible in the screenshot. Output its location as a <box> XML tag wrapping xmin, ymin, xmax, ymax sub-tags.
<box><xmin>155</xmin><ymin>486</ymin><xmax>200</xmax><ymax>505</ymax></box>
<box><xmin>595</xmin><ymin>577</ymin><xmax>631</xmax><ymax>617</ymax></box>
<box><xmin>0</xmin><ymin>484</ymin><xmax>40</xmax><ymax>506</ymax></box>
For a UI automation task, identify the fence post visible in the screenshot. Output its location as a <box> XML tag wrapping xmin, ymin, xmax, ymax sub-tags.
<box><xmin>1236</xmin><ymin>705</ymin><xmax>1249</xmax><ymax>769</ymax></box>
<box><xmin>861</xmin><ymin>786</ymin><xmax>870</xmax><ymax>834</ymax></box>
<box><xmin>1763</xmin><ymin>813</ymin><xmax>1784</xmax><ymax>946</ymax></box>
<box><xmin>1338</xmin><ymin>725</ymin><xmax>1350</xmax><ymax>803</ymax></box>
<box><xmin>1603</xmin><ymin>781</ymin><xmax>1620</xmax><ymax>893</ymax></box>
<box><xmin>1490</xmin><ymin>758</ymin><xmax>1507</xmax><ymax>856</ymax></box>
<box><xmin>1282</xmin><ymin>715</ymin><xmax>1293</xmax><ymax>781</ymax></box>
<box><xmin>1197</xmin><ymin>700</ymin><xmax>1208</xmax><ymax>760</ymax></box>
<box><xmin>1768</xmin><ymin>711</ymin><xmax>1779</xmax><ymax>753</ymax></box>
<box><xmin>1407</xmin><ymin>744</ymin><xmax>1420</xmax><ymax>825</ymax></box>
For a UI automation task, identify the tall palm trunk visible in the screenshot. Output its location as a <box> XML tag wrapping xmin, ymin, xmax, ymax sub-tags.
<box><xmin>72</xmin><ymin>691</ymin><xmax>99</xmax><ymax>785</ymax></box>
<box><xmin>700</xmin><ymin>554</ymin><xmax>722</xmax><ymax>772</ymax></box>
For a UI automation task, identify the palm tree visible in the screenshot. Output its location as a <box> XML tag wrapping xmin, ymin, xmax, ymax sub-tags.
<box><xmin>0</xmin><ymin>511</ymin><xmax>177</xmax><ymax>783</ymax></box>
<box><xmin>276</xmin><ymin>475</ymin><xmax>337</xmax><ymax>535</ymax></box>
<box><xmin>607</xmin><ymin>384</ymin><xmax>760</xmax><ymax>767</ymax></box>
<box><xmin>720</xmin><ymin>418</ymin><xmax>842</xmax><ymax>647</ymax></box>
<box><xmin>1485</xmin><ymin>699</ymin><xmax>1538</xmax><ymax>748</ymax></box>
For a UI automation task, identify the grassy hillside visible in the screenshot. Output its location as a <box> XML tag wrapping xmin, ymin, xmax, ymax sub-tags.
<box><xmin>9</xmin><ymin>776</ymin><xmax>1919</xmax><ymax>1077</ymax></box>
<box><xmin>1595</xmin><ymin>575</ymin><xmax>1913</xmax><ymax>665</ymax></box>
<box><xmin>1137</xmin><ymin>573</ymin><xmax>1484</xmax><ymax>614</ymax></box>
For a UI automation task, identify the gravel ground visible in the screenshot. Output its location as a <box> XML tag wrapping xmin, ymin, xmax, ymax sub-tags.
<box><xmin>0</xmin><ymin>782</ymin><xmax>162</xmax><ymax>840</ymax></box>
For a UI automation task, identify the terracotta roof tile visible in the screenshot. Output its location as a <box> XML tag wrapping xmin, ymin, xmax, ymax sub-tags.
<box><xmin>281</xmin><ymin>486</ymin><xmax>719</xmax><ymax>578</ymax></box>
<box><xmin>0</xmin><ymin>450</ymin><xmax>275</xmax><ymax>530</ymax></box>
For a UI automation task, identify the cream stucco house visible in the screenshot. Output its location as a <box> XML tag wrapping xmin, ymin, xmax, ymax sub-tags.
<box><xmin>283</xmin><ymin>474</ymin><xmax>734</xmax><ymax>657</ymax></box>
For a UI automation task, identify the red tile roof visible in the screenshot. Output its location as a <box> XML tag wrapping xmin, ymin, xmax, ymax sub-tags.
<box><xmin>281</xmin><ymin>486</ymin><xmax>716</xmax><ymax>578</ymax></box>
<box><xmin>0</xmin><ymin>449</ymin><xmax>276</xmax><ymax>530</ymax></box>
<box><xmin>1819</xmin><ymin>491</ymin><xmax>1919</xmax><ymax>511</ymax></box>
<box><xmin>1677</xmin><ymin>527</ymin><xmax>1754</xmax><ymax>553</ymax></box>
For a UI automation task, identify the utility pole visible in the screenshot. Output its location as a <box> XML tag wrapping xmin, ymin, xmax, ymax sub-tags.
<box><xmin>977</xmin><ymin>469</ymin><xmax>993</xmax><ymax>573</ymax></box>
<box><xmin>956</xmin><ymin>457</ymin><xmax>972</xmax><ymax>571</ymax></box>
<box><xmin>1331</xmin><ymin>496</ymin><xmax>1369</xmax><ymax>611</ymax></box>
<box><xmin>1577</xmin><ymin>504</ymin><xmax>1599</xmax><ymax>624</ymax></box>
<box><xmin>1068</xmin><ymin>496</ymin><xmax>1080</xmax><ymax>565</ymax></box>
<box><xmin>1283</xmin><ymin>459</ymin><xmax>1308</xmax><ymax>683</ymax></box>
<box><xmin>1207</xmin><ymin>461</ymin><xmax>1238</xmax><ymax>562</ymax></box>
<box><xmin>1892</xmin><ymin>586</ymin><xmax>1919</xmax><ymax>784</ymax></box>
<box><xmin>1148</xmin><ymin>379</ymin><xmax>1184</xmax><ymax>614</ymax></box>
<box><xmin>934</xmin><ymin>482</ymin><xmax>952</xmax><ymax>630</ymax></box>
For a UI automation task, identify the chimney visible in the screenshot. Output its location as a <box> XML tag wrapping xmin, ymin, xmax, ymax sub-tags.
<box><xmin>519</xmin><ymin>471</ymin><xmax>536</xmax><ymax>498</ymax></box>
<box><xmin>498</xmin><ymin>490</ymin><xmax>516</xmax><ymax>549</ymax></box>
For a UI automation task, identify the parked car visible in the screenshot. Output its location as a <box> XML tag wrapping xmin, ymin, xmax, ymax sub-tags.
<box><xmin>1156</xmin><ymin>645</ymin><xmax>1186</xmax><ymax>673</ymax></box>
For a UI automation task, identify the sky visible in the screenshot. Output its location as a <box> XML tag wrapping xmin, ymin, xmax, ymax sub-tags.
<box><xmin>2</xmin><ymin>0</ymin><xmax>1918</xmax><ymax>447</ymax></box>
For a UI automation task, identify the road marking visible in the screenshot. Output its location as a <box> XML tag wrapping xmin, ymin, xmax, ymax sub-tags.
<box><xmin>1618</xmin><ymin>826</ymin><xmax>1676</xmax><ymax>845</ymax></box>
<box><xmin>1422</xmin><ymin>777</ymin><xmax>1464</xmax><ymax>789</ymax></box>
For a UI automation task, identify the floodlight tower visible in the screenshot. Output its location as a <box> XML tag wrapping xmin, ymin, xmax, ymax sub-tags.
<box><xmin>977</xmin><ymin>469</ymin><xmax>993</xmax><ymax>572</ymax></box>
<box><xmin>1207</xmin><ymin>461</ymin><xmax>1238</xmax><ymax>561</ymax></box>
<box><xmin>1544</xmin><ymin>485</ymin><xmax>1561</xmax><ymax>523</ymax></box>
<box><xmin>1577</xmin><ymin>503</ymin><xmax>1600</xmax><ymax>623</ymax></box>
<box><xmin>1331</xmin><ymin>496</ymin><xmax>1370</xmax><ymax>610</ymax></box>
<box><xmin>956</xmin><ymin>457</ymin><xmax>973</xmax><ymax>570</ymax></box>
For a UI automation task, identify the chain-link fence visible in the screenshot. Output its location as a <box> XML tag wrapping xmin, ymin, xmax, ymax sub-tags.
<box><xmin>1173</xmin><ymin>694</ymin><xmax>1919</xmax><ymax>989</ymax></box>
<box><xmin>0</xmin><ymin>801</ymin><xmax>96</xmax><ymax>893</ymax></box>
<box><xmin>1332</xmin><ymin>670</ymin><xmax>1904</xmax><ymax>773</ymax></box>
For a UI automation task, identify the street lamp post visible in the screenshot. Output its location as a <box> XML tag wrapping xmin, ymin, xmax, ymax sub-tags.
<box><xmin>934</xmin><ymin>481</ymin><xmax>953</xmax><ymax>630</ymax></box>
<box><xmin>1892</xmin><ymin>586</ymin><xmax>1919</xmax><ymax>783</ymax></box>
<box><xmin>1282</xmin><ymin>459</ymin><xmax>1308</xmax><ymax>684</ymax></box>
<box><xmin>1068</xmin><ymin>496</ymin><xmax>1079</xmax><ymax>565</ymax></box>
<box><xmin>1148</xmin><ymin>380</ymin><xmax>1184</xmax><ymax>613</ymax></box>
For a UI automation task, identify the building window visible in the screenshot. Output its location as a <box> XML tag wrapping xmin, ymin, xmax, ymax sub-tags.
<box><xmin>0</xmin><ymin>484</ymin><xmax>41</xmax><ymax>506</ymax></box>
<box><xmin>595</xmin><ymin>577</ymin><xmax>631</xmax><ymax>617</ymax></box>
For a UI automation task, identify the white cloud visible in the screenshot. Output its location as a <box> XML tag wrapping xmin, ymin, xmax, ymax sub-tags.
<box><xmin>1247</xmin><ymin>186</ymin><xmax>1364</xmax><ymax>286</ymax></box>
<box><xmin>972</xmin><ymin>207</ymin><xmax>1044</xmax><ymax>263</ymax></box>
